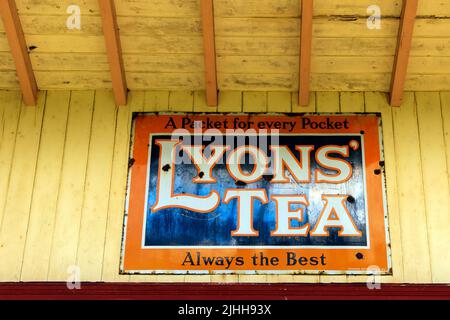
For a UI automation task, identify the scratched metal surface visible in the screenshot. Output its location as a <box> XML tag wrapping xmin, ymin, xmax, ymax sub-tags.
<box><xmin>144</xmin><ymin>134</ymin><xmax>367</xmax><ymax>247</ymax></box>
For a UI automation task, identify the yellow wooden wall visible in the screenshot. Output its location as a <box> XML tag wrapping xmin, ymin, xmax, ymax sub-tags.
<box><xmin>1</xmin><ymin>0</ymin><xmax>450</xmax><ymax>91</ymax></box>
<box><xmin>0</xmin><ymin>89</ymin><xmax>449</xmax><ymax>283</ymax></box>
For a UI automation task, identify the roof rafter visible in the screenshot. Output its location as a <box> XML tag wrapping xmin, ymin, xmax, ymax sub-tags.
<box><xmin>299</xmin><ymin>0</ymin><xmax>313</xmax><ymax>106</ymax></box>
<box><xmin>98</xmin><ymin>0</ymin><xmax>127</xmax><ymax>105</ymax></box>
<box><xmin>0</xmin><ymin>0</ymin><xmax>38</xmax><ymax>106</ymax></box>
<box><xmin>390</xmin><ymin>0</ymin><xmax>418</xmax><ymax>107</ymax></box>
<box><xmin>200</xmin><ymin>0</ymin><xmax>218</xmax><ymax>106</ymax></box>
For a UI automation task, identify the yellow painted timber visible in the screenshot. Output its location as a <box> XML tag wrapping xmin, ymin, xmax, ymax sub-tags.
<box><xmin>217</xmin><ymin>56</ymin><xmax>450</xmax><ymax>75</ymax></box>
<box><xmin>194</xmin><ymin>91</ymin><xmax>217</xmax><ymax>112</ymax></box>
<box><xmin>0</xmin><ymin>92</ymin><xmax>45</xmax><ymax>281</ymax></box>
<box><xmin>21</xmin><ymin>91</ymin><xmax>70</xmax><ymax>281</ymax></box>
<box><xmin>0</xmin><ymin>71</ymin><xmax>19</xmax><ymax>88</ymax></box>
<box><xmin>143</xmin><ymin>91</ymin><xmax>169</xmax><ymax>112</ymax></box>
<box><xmin>292</xmin><ymin>92</ymin><xmax>316</xmax><ymax>112</ymax></box>
<box><xmin>415</xmin><ymin>92</ymin><xmax>450</xmax><ymax>283</ymax></box>
<box><xmin>0</xmin><ymin>90</ymin><xmax>21</xmax><ymax>228</ymax></box>
<box><xmin>217</xmin><ymin>91</ymin><xmax>242</xmax><ymax>113</ymax></box>
<box><xmin>363</xmin><ymin>92</ymin><xmax>404</xmax><ymax>283</ymax></box>
<box><xmin>219</xmin><ymin>73</ymin><xmax>297</xmax><ymax>91</ymax></box>
<box><xmin>214</xmin><ymin>18</ymin><xmax>450</xmax><ymax>38</ymax></box>
<box><xmin>243</xmin><ymin>92</ymin><xmax>267</xmax><ymax>113</ymax></box>
<box><xmin>76</xmin><ymin>91</ymin><xmax>117</xmax><ymax>281</ymax></box>
<box><xmin>15</xmin><ymin>0</ymin><xmax>450</xmax><ymax>18</ymax></box>
<box><xmin>392</xmin><ymin>92</ymin><xmax>432</xmax><ymax>283</ymax></box>
<box><xmin>441</xmin><ymin>92</ymin><xmax>450</xmax><ymax>189</ymax></box>
<box><xmin>101</xmin><ymin>97</ymin><xmax>131</xmax><ymax>282</ymax></box>
<box><xmin>47</xmin><ymin>91</ymin><xmax>95</xmax><ymax>281</ymax></box>
<box><xmin>169</xmin><ymin>91</ymin><xmax>194</xmax><ymax>112</ymax></box>
<box><xmin>267</xmin><ymin>92</ymin><xmax>291</xmax><ymax>113</ymax></box>
<box><xmin>28</xmin><ymin>53</ymin><xmax>204</xmax><ymax>73</ymax></box>
<box><xmin>0</xmin><ymin>88</ymin><xmax>449</xmax><ymax>283</ymax></box>
<box><xmin>340</xmin><ymin>92</ymin><xmax>364</xmax><ymax>113</ymax></box>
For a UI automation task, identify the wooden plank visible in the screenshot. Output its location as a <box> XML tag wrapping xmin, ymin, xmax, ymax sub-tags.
<box><xmin>267</xmin><ymin>91</ymin><xmax>291</xmax><ymax>113</ymax></box>
<box><xmin>442</xmin><ymin>92</ymin><xmax>450</xmax><ymax>190</ymax></box>
<box><xmin>47</xmin><ymin>91</ymin><xmax>95</xmax><ymax>281</ymax></box>
<box><xmin>218</xmin><ymin>56</ymin><xmax>450</xmax><ymax>75</ymax></box>
<box><xmin>0</xmin><ymin>92</ymin><xmax>45</xmax><ymax>281</ymax></box>
<box><xmin>11</xmin><ymin>16</ymin><xmax>450</xmax><ymax>38</ymax></box>
<box><xmin>0</xmin><ymin>90</ymin><xmax>21</xmax><ymax>231</ymax></box>
<box><xmin>390</xmin><ymin>0</ymin><xmax>418</xmax><ymax>107</ymax></box>
<box><xmin>200</xmin><ymin>0</ymin><xmax>218</xmax><ymax>106</ymax></box>
<box><xmin>299</xmin><ymin>0</ymin><xmax>313</xmax><ymax>106</ymax></box>
<box><xmin>21</xmin><ymin>91</ymin><xmax>70</xmax><ymax>281</ymax></box>
<box><xmin>340</xmin><ymin>92</ymin><xmax>364</xmax><ymax>112</ymax></box>
<box><xmin>243</xmin><ymin>92</ymin><xmax>267</xmax><ymax>113</ymax></box>
<box><xmin>217</xmin><ymin>91</ymin><xmax>242</xmax><ymax>113</ymax></box>
<box><xmin>143</xmin><ymin>90</ymin><xmax>170</xmax><ymax>112</ymax></box>
<box><xmin>392</xmin><ymin>92</ymin><xmax>431</xmax><ymax>282</ymax></box>
<box><xmin>0</xmin><ymin>0</ymin><xmax>37</xmax><ymax>105</ymax></box>
<box><xmin>15</xmin><ymin>35</ymin><xmax>450</xmax><ymax>57</ymax></box>
<box><xmin>292</xmin><ymin>91</ymin><xmax>315</xmax><ymax>113</ymax></box>
<box><xmin>194</xmin><ymin>90</ymin><xmax>217</xmax><ymax>112</ymax></box>
<box><xmin>102</xmin><ymin>95</ymin><xmax>131</xmax><ymax>282</ymax></box>
<box><xmin>415</xmin><ymin>92</ymin><xmax>450</xmax><ymax>283</ymax></box>
<box><xmin>169</xmin><ymin>91</ymin><xmax>194</xmax><ymax>112</ymax></box>
<box><xmin>76</xmin><ymin>90</ymin><xmax>116</xmax><ymax>281</ymax></box>
<box><xmin>13</xmin><ymin>71</ymin><xmax>450</xmax><ymax>92</ymax></box>
<box><xmin>15</xmin><ymin>0</ymin><xmax>450</xmax><ymax>18</ymax></box>
<box><xmin>219</xmin><ymin>73</ymin><xmax>297</xmax><ymax>91</ymax></box>
<box><xmin>99</xmin><ymin>0</ymin><xmax>127</xmax><ymax>105</ymax></box>
<box><xmin>16</xmin><ymin>0</ymin><xmax>101</xmax><ymax>15</ymax></box>
<box><xmin>27</xmin><ymin>53</ymin><xmax>204</xmax><ymax>73</ymax></box>
<box><xmin>363</xmin><ymin>92</ymin><xmax>404</xmax><ymax>283</ymax></box>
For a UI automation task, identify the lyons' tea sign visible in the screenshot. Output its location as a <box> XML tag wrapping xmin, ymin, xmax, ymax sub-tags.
<box><xmin>121</xmin><ymin>114</ymin><xmax>391</xmax><ymax>275</ymax></box>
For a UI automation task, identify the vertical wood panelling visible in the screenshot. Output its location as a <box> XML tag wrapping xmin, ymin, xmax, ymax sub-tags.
<box><xmin>364</xmin><ymin>92</ymin><xmax>404</xmax><ymax>284</ymax></box>
<box><xmin>441</xmin><ymin>92</ymin><xmax>450</xmax><ymax>190</ymax></box>
<box><xmin>21</xmin><ymin>91</ymin><xmax>70</xmax><ymax>281</ymax></box>
<box><xmin>268</xmin><ymin>92</ymin><xmax>291</xmax><ymax>113</ymax></box>
<box><xmin>47</xmin><ymin>91</ymin><xmax>95</xmax><ymax>280</ymax></box>
<box><xmin>243</xmin><ymin>92</ymin><xmax>267</xmax><ymax>113</ymax></box>
<box><xmin>415</xmin><ymin>92</ymin><xmax>450</xmax><ymax>283</ymax></box>
<box><xmin>217</xmin><ymin>91</ymin><xmax>242</xmax><ymax>113</ymax></box>
<box><xmin>392</xmin><ymin>92</ymin><xmax>432</xmax><ymax>282</ymax></box>
<box><xmin>340</xmin><ymin>92</ymin><xmax>364</xmax><ymax>113</ymax></box>
<box><xmin>169</xmin><ymin>91</ymin><xmax>194</xmax><ymax>112</ymax></box>
<box><xmin>144</xmin><ymin>91</ymin><xmax>169</xmax><ymax>112</ymax></box>
<box><xmin>0</xmin><ymin>92</ymin><xmax>45</xmax><ymax>281</ymax></box>
<box><xmin>0</xmin><ymin>90</ymin><xmax>21</xmax><ymax>229</ymax></box>
<box><xmin>101</xmin><ymin>95</ymin><xmax>131</xmax><ymax>282</ymax></box>
<box><xmin>0</xmin><ymin>89</ymin><xmax>449</xmax><ymax>283</ymax></box>
<box><xmin>76</xmin><ymin>91</ymin><xmax>117</xmax><ymax>281</ymax></box>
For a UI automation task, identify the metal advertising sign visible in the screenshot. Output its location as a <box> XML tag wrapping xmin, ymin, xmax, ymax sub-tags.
<box><xmin>121</xmin><ymin>114</ymin><xmax>391</xmax><ymax>275</ymax></box>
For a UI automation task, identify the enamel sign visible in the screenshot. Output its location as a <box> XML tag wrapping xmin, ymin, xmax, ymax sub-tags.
<box><xmin>121</xmin><ymin>114</ymin><xmax>391</xmax><ymax>275</ymax></box>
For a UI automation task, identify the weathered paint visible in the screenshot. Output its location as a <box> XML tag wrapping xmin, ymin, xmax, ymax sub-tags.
<box><xmin>0</xmin><ymin>89</ymin><xmax>449</xmax><ymax>284</ymax></box>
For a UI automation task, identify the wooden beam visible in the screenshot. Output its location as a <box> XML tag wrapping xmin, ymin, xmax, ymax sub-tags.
<box><xmin>98</xmin><ymin>0</ymin><xmax>127</xmax><ymax>105</ymax></box>
<box><xmin>0</xmin><ymin>0</ymin><xmax>37</xmax><ymax>106</ymax></box>
<box><xmin>299</xmin><ymin>0</ymin><xmax>313</xmax><ymax>106</ymax></box>
<box><xmin>390</xmin><ymin>0</ymin><xmax>418</xmax><ymax>107</ymax></box>
<box><xmin>200</xmin><ymin>0</ymin><xmax>218</xmax><ymax>106</ymax></box>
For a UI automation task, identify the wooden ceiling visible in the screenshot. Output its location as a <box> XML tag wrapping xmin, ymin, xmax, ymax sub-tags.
<box><xmin>1</xmin><ymin>0</ymin><xmax>450</xmax><ymax>106</ymax></box>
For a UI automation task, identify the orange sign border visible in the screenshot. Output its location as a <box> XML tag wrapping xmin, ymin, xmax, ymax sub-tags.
<box><xmin>120</xmin><ymin>113</ymin><xmax>391</xmax><ymax>275</ymax></box>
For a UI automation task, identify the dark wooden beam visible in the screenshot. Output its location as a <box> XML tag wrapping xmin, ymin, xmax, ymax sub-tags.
<box><xmin>390</xmin><ymin>0</ymin><xmax>418</xmax><ymax>107</ymax></box>
<box><xmin>299</xmin><ymin>0</ymin><xmax>313</xmax><ymax>106</ymax></box>
<box><xmin>200</xmin><ymin>0</ymin><xmax>218</xmax><ymax>106</ymax></box>
<box><xmin>0</xmin><ymin>0</ymin><xmax>38</xmax><ymax>106</ymax></box>
<box><xmin>98</xmin><ymin>0</ymin><xmax>127</xmax><ymax>105</ymax></box>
